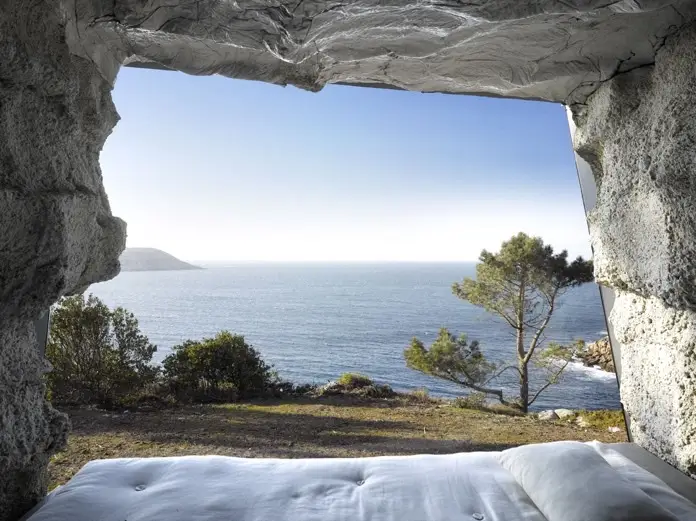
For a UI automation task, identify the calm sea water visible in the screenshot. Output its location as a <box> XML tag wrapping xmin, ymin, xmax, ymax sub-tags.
<box><xmin>90</xmin><ymin>263</ymin><xmax>620</xmax><ymax>411</ymax></box>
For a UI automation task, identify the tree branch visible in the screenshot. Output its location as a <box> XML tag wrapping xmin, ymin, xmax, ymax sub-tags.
<box><xmin>483</xmin><ymin>364</ymin><xmax>521</xmax><ymax>385</ymax></box>
<box><xmin>527</xmin><ymin>380</ymin><xmax>555</xmax><ymax>407</ymax></box>
<box><xmin>523</xmin><ymin>287</ymin><xmax>559</xmax><ymax>365</ymax></box>
<box><xmin>528</xmin><ymin>357</ymin><xmax>571</xmax><ymax>406</ymax></box>
<box><xmin>439</xmin><ymin>369</ymin><xmax>508</xmax><ymax>405</ymax></box>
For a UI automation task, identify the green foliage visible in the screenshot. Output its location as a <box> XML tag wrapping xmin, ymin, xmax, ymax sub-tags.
<box><xmin>46</xmin><ymin>294</ymin><xmax>158</xmax><ymax>407</ymax></box>
<box><xmin>162</xmin><ymin>331</ymin><xmax>275</xmax><ymax>401</ymax></box>
<box><xmin>404</xmin><ymin>328</ymin><xmax>504</xmax><ymax>402</ymax></box>
<box><xmin>450</xmin><ymin>233</ymin><xmax>594</xmax><ymax>412</ymax></box>
<box><xmin>336</xmin><ymin>373</ymin><xmax>374</xmax><ymax>389</ymax></box>
<box><xmin>452</xmin><ymin>233</ymin><xmax>594</xmax><ymax>330</ymax></box>
<box><xmin>534</xmin><ymin>340</ymin><xmax>581</xmax><ymax>384</ymax></box>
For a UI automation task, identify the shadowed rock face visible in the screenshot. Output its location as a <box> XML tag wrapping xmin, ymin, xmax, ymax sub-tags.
<box><xmin>67</xmin><ymin>1</ymin><xmax>696</xmax><ymax>104</ymax></box>
<box><xmin>574</xmin><ymin>24</ymin><xmax>696</xmax><ymax>476</ymax></box>
<box><xmin>0</xmin><ymin>1</ymin><xmax>125</xmax><ymax>519</ymax></box>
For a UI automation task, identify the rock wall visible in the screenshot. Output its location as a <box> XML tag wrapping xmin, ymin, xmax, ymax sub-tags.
<box><xmin>573</xmin><ymin>24</ymin><xmax>696</xmax><ymax>476</ymax></box>
<box><xmin>0</xmin><ymin>2</ymin><xmax>125</xmax><ymax>519</ymax></box>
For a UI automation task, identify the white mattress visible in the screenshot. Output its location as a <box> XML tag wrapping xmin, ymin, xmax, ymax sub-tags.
<box><xmin>26</xmin><ymin>441</ymin><xmax>696</xmax><ymax>521</ymax></box>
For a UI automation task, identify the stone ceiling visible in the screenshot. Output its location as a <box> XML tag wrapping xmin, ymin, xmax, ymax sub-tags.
<box><xmin>67</xmin><ymin>1</ymin><xmax>696</xmax><ymax>106</ymax></box>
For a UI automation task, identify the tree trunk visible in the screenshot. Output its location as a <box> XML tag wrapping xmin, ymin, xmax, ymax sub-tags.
<box><xmin>516</xmin><ymin>273</ymin><xmax>527</xmax><ymax>412</ymax></box>
<box><xmin>519</xmin><ymin>361</ymin><xmax>529</xmax><ymax>413</ymax></box>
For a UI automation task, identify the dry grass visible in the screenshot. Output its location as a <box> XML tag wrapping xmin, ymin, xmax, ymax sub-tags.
<box><xmin>49</xmin><ymin>396</ymin><xmax>627</xmax><ymax>489</ymax></box>
<box><xmin>569</xmin><ymin>409</ymin><xmax>627</xmax><ymax>430</ymax></box>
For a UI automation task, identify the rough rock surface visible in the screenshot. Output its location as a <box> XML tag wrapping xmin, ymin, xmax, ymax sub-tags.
<box><xmin>554</xmin><ymin>409</ymin><xmax>575</xmax><ymax>420</ymax></box>
<box><xmin>537</xmin><ymin>410</ymin><xmax>559</xmax><ymax>421</ymax></box>
<box><xmin>578</xmin><ymin>337</ymin><xmax>615</xmax><ymax>373</ymax></box>
<box><xmin>67</xmin><ymin>0</ymin><xmax>696</xmax><ymax>104</ymax></box>
<box><xmin>575</xmin><ymin>24</ymin><xmax>696</xmax><ymax>311</ymax></box>
<box><xmin>610</xmin><ymin>293</ymin><xmax>696</xmax><ymax>475</ymax></box>
<box><xmin>0</xmin><ymin>1</ymin><xmax>125</xmax><ymax>519</ymax></box>
<box><xmin>573</xmin><ymin>24</ymin><xmax>696</xmax><ymax>475</ymax></box>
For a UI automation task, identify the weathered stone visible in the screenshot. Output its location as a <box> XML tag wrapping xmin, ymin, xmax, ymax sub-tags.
<box><xmin>0</xmin><ymin>321</ymin><xmax>70</xmax><ymax>521</ymax></box>
<box><xmin>0</xmin><ymin>1</ymin><xmax>125</xmax><ymax>519</ymax></box>
<box><xmin>554</xmin><ymin>409</ymin><xmax>575</xmax><ymax>419</ymax></box>
<box><xmin>537</xmin><ymin>410</ymin><xmax>559</xmax><ymax>421</ymax></box>
<box><xmin>67</xmin><ymin>1</ymin><xmax>696</xmax><ymax>104</ymax></box>
<box><xmin>578</xmin><ymin>338</ymin><xmax>615</xmax><ymax>373</ymax></box>
<box><xmin>610</xmin><ymin>292</ymin><xmax>696</xmax><ymax>476</ymax></box>
<box><xmin>575</xmin><ymin>24</ymin><xmax>696</xmax><ymax>311</ymax></box>
<box><xmin>573</xmin><ymin>24</ymin><xmax>696</xmax><ymax>476</ymax></box>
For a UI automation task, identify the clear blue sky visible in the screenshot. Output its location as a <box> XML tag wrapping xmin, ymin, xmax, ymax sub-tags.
<box><xmin>101</xmin><ymin>68</ymin><xmax>590</xmax><ymax>262</ymax></box>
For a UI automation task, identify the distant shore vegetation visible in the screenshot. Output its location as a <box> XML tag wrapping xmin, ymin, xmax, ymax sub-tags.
<box><xmin>46</xmin><ymin>232</ymin><xmax>597</xmax><ymax>415</ymax></box>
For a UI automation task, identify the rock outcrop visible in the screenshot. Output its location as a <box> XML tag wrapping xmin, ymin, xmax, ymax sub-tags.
<box><xmin>537</xmin><ymin>410</ymin><xmax>559</xmax><ymax>421</ymax></box>
<box><xmin>578</xmin><ymin>338</ymin><xmax>615</xmax><ymax>373</ymax></box>
<box><xmin>67</xmin><ymin>1</ymin><xmax>696</xmax><ymax>104</ymax></box>
<box><xmin>0</xmin><ymin>1</ymin><xmax>125</xmax><ymax>519</ymax></box>
<box><xmin>573</xmin><ymin>24</ymin><xmax>696</xmax><ymax>476</ymax></box>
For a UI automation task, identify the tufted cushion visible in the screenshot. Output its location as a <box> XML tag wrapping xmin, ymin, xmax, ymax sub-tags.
<box><xmin>25</xmin><ymin>443</ymin><xmax>696</xmax><ymax>521</ymax></box>
<box><xmin>28</xmin><ymin>453</ymin><xmax>547</xmax><ymax>521</ymax></box>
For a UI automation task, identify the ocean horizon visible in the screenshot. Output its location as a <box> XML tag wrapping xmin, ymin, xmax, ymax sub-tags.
<box><xmin>89</xmin><ymin>262</ymin><xmax>620</xmax><ymax>411</ymax></box>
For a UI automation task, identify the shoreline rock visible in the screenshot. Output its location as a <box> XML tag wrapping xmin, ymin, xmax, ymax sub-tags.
<box><xmin>577</xmin><ymin>337</ymin><xmax>615</xmax><ymax>373</ymax></box>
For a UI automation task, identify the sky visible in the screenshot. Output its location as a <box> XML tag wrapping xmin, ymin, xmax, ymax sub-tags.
<box><xmin>100</xmin><ymin>68</ymin><xmax>590</xmax><ymax>262</ymax></box>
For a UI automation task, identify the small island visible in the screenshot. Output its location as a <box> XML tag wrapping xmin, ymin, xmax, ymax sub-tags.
<box><xmin>119</xmin><ymin>248</ymin><xmax>202</xmax><ymax>272</ymax></box>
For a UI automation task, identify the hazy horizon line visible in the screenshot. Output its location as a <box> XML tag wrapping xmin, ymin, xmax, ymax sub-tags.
<box><xmin>190</xmin><ymin>259</ymin><xmax>481</xmax><ymax>264</ymax></box>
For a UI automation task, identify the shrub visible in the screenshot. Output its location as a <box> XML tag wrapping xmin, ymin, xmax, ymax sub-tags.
<box><xmin>162</xmin><ymin>331</ymin><xmax>275</xmax><ymax>402</ymax></box>
<box><xmin>358</xmin><ymin>384</ymin><xmax>396</xmax><ymax>398</ymax></box>
<box><xmin>46</xmin><ymin>294</ymin><xmax>158</xmax><ymax>407</ymax></box>
<box><xmin>336</xmin><ymin>373</ymin><xmax>374</xmax><ymax>389</ymax></box>
<box><xmin>453</xmin><ymin>392</ymin><xmax>487</xmax><ymax>410</ymax></box>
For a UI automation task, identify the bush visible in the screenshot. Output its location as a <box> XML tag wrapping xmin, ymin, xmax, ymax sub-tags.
<box><xmin>336</xmin><ymin>373</ymin><xmax>374</xmax><ymax>389</ymax></box>
<box><xmin>358</xmin><ymin>384</ymin><xmax>396</xmax><ymax>398</ymax></box>
<box><xmin>46</xmin><ymin>294</ymin><xmax>158</xmax><ymax>407</ymax></box>
<box><xmin>162</xmin><ymin>331</ymin><xmax>275</xmax><ymax>402</ymax></box>
<box><xmin>453</xmin><ymin>392</ymin><xmax>487</xmax><ymax>410</ymax></box>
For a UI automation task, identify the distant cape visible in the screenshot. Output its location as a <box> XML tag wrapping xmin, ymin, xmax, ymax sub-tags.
<box><xmin>119</xmin><ymin>248</ymin><xmax>202</xmax><ymax>272</ymax></box>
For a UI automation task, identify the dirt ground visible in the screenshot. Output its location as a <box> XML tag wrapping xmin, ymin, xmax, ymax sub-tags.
<box><xmin>49</xmin><ymin>396</ymin><xmax>627</xmax><ymax>488</ymax></box>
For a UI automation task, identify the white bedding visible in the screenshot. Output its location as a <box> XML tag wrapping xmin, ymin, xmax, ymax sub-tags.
<box><xmin>26</xmin><ymin>442</ymin><xmax>696</xmax><ymax>521</ymax></box>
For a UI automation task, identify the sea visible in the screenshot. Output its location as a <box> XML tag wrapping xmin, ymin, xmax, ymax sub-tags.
<box><xmin>89</xmin><ymin>262</ymin><xmax>620</xmax><ymax>411</ymax></box>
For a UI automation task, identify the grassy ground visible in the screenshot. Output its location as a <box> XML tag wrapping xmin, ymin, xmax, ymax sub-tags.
<box><xmin>49</xmin><ymin>395</ymin><xmax>627</xmax><ymax>489</ymax></box>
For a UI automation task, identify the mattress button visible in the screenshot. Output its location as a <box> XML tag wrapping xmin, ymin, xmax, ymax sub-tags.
<box><xmin>356</xmin><ymin>480</ymin><xmax>364</xmax><ymax>486</ymax></box>
<box><xmin>472</xmin><ymin>513</ymin><xmax>484</xmax><ymax>520</ymax></box>
<box><xmin>135</xmin><ymin>485</ymin><xmax>146</xmax><ymax>491</ymax></box>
